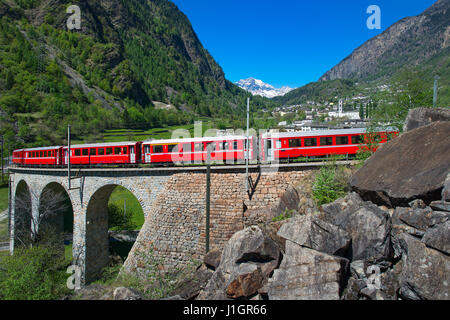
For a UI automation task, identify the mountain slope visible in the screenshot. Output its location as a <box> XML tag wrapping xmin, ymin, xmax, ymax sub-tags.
<box><xmin>319</xmin><ymin>0</ymin><xmax>450</xmax><ymax>82</ymax></box>
<box><xmin>0</xmin><ymin>0</ymin><xmax>272</xmax><ymax>151</ymax></box>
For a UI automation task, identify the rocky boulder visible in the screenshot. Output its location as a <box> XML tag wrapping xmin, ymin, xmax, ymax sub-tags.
<box><xmin>421</xmin><ymin>220</ymin><xmax>450</xmax><ymax>255</ymax></box>
<box><xmin>197</xmin><ymin>226</ymin><xmax>281</xmax><ymax>300</ymax></box>
<box><xmin>113</xmin><ymin>287</ymin><xmax>144</xmax><ymax>300</ymax></box>
<box><xmin>403</xmin><ymin>107</ymin><xmax>450</xmax><ymax>132</ymax></box>
<box><xmin>350</xmin><ymin>121</ymin><xmax>450</xmax><ymax>207</ymax></box>
<box><xmin>267</xmin><ymin>240</ymin><xmax>349</xmax><ymax>300</ymax></box>
<box><xmin>319</xmin><ymin>192</ymin><xmax>393</xmax><ymax>263</ymax></box>
<box><xmin>397</xmin><ymin>233</ymin><xmax>450</xmax><ymax>300</ymax></box>
<box><xmin>277</xmin><ymin>215</ymin><xmax>351</xmax><ymax>257</ymax></box>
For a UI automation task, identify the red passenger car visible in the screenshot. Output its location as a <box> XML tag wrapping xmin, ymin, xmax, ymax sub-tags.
<box><xmin>12</xmin><ymin>147</ymin><xmax>63</xmax><ymax>166</ymax></box>
<box><xmin>63</xmin><ymin>142</ymin><xmax>142</xmax><ymax>166</ymax></box>
<box><xmin>141</xmin><ymin>136</ymin><xmax>257</xmax><ymax>165</ymax></box>
<box><xmin>260</xmin><ymin>128</ymin><xmax>398</xmax><ymax>162</ymax></box>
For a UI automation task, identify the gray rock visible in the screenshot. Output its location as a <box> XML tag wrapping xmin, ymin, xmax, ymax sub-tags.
<box><xmin>113</xmin><ymin>287</ymin><xmax>144</xmax><ymax>300</ymax></box>
<box><xmin>409</xmin><ymin>199</ymin><xmax>427</xmax><ymax>210</ymax></box>
<box><xmin>421</xmin><ymin>221</ymin><xmax>450</xmax><ymax>255</ymax></box>
<box><xmin>443</xmin><ymin>172</ymin><xmax>450</xmax><ymax>202</ymax></box>
<box><xmin>319</xmin><ymin>193</ymin><xmax>393</xmax><ymax>263</ymax></box>
<box><xmin>403</xmin><ymin>107</ymin><xmax>450</xmax><ymax>132</ymax></box>
<box><xmin>350</xmin><ymin>121</ymin><xmax>450</xmax><ymax>207</ymax></box>
<box><xmin>171</xmin><ymin>265</ymin><xmax>214</xmax><ymax>300</ymax></box>
<box><xmin>267</xmin><ymin>240</ymin><xmax>349</xmax><ymax>300</ymax></box>
<box><xmin>277</xmin><ymin>215</ymin><xmax>351</xmax><ymax>257</ymax></box>
<box><xmin>398</xmin><ymin>233</ymin><xmax>450</xmax><ymax>300</ymax></box>
<box><xmin>204</xmin><ymin>248</ymin><xmax>222</xmax><ymax>270</ymax></box>
<box><xmin>392</xmin><ymin>207</ymin><xmax>449</xmax><ymax>238</ymax></box>
<box><xmin>430</xmin><ymin>200</ymin><xmax>450</xmax><ymax>212</ymax></box>
<box><xmin>197</xmin><ymin>226</ymin><xmax>280</xmax><ymax>300</ymax></box>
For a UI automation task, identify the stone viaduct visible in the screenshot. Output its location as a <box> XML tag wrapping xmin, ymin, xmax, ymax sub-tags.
<box><xmin>7</xmin><ymin>163</ymin><xmax>347</xmax><ymax>284</ymax></box>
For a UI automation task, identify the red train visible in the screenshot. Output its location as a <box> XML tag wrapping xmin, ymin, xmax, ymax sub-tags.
<box><xmin>12</xmin><ymin>128</ymin><xmax>397</xmax><ymax>167</ymax></box>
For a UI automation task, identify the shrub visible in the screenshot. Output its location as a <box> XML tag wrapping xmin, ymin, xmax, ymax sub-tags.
<box><xmin>108</xmin><ymin>203</ymin><xmax>136</xmax><ymax>231</ymax></box>
<box><xmin>312</xmin><ymin>164</ymin><xmax>350</xmax><ymax>206</ymax></box>
<box><xmin>272</xmin><ymin>209</ymin><xmax>294</xmax><ymax>222</ymax></box>
<box><xmin>0</xmin><ymin>243</ymin><xmax>71</xmax><ymax>300</ymax></box>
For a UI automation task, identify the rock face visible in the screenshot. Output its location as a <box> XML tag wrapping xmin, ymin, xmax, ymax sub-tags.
<box><xmin>277</xmin><ymin>215</ymin><xmax>351</xmax><ymax>257</ymax></box>
<box><xmin>350</xmin><ymin>121</ymin><xmax>450</xmax><ymax>207</ymax></box>
<box><xmin>113</xmin><ymin>287</ymin><xmax>144</xmax><ymax>300</ymax></box>
<box><xmin>197</xmin><ymin>226</ymin><xmax>281</xmax><ymax>300</ymax></box>
<box><xmin>403</xmin><ymin>108</ymin><xmax>450</xmax><ymax>132</ymax></box>
<box><xmin>267</xmin><ymin>240</ymin><xmax>349</xmax><ymax>300</ymax></box>
<box><xmin>319</xmin><ymin>193</ymin><xmax>392</xmax><ymax>263</ymax></box>
<box><xmin>319</xmin><ymin>0</ymin><xmax>449</xmax><ymax>82</ymax></box>
<box><xmin>421</xmin><ymin>221</ymin><xmax>450</xmax><ymax>255</ymax></box>
<box><xmin>398</xmin><ymin>233</ymin><xmax>450</xmax><ymax>300</ymax></box>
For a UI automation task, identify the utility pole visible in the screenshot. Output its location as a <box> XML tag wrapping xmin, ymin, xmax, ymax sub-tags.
<box><xmin>68</xmin><ymin>125</ymin><xmax>71</xmax><ymax>190</ymax></box>
<box><xmin>205</xmin><ymin>149</ymin><xmax>211</xmax><ymax>254</ymax></box>
<box><xmin>433</xmin><ymin>75</ymin><xmax>440</xmax><ymax>108</ymax></box>
<box><xmin>246</xmin><ymin>97</ymin><xmax>250</xmax><ymax>192</ymax></box>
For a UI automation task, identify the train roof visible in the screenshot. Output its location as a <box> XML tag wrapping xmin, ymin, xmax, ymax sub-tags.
<box><xmin>63</xmin><ymin>141</ymin><xmax>139</xmax><ymax>149</ymax></box>
<box><xmin>262</xmin><ymin>128</ymin><xmax>368</xmax><ymax>139</ymax></box>
<box><xmin>21</xmin><ymin>146</ymin><xmax>63</xmax><ymax>152</ymax></box>
<box><xmin>143</xmin><ymin>135</ymin><xmax>249</xmax><ymax>145</ymax></box>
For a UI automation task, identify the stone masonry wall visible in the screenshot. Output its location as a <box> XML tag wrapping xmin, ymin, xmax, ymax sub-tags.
<box><xmin>123</xmin><ymin>170</ymin><xmax>312</xmax><ymax>275</ymax></box>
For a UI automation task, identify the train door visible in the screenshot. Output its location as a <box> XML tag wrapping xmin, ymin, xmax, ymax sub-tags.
<box><xmin>130</xmin><ymin>146</ymin><xmax>136</xmax><ymax>164</ymax></box>
<box><xmin>144</xmin><ymin>145</ymin><xmax>151</xmax><ymax>163</ymax></box>
<box><xmin>265</xmin><ymin>139</ymin><xmax>274</xmax><ymax>162</ymax></box>
<box><xmin>64</xmin><ymin>149</ymin><xmax>68</xmax><ymax>165</ymax></box>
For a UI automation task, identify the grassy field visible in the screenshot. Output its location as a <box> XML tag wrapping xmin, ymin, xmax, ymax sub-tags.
<box><xmin>0</xmin><ymin>219</ymin><xmax>8</xmax><ymax>242</ymax></box>
<box><xmin>71</xmin><ymin>119</ymin><xmax>219</xmax><ymax>145</ymax></box>
<box><xmin>108</xmin><ymin>186</ymin><xmax>145</xmax><ymax>229</ymax></box>
<box><xmin>0</xmin><ymin>185</ymin><xmax>8</xmax><ymax>213</ymax></box>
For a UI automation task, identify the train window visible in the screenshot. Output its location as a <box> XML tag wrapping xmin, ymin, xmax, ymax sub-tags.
<box><xmin>144</xmin><ymin>146</ymin><xmax>150</xmax><ymax>154</ymax></box>
<box><xmin>114</xmin><ymin>147</ymin><xmax>121</xmax><ymax>155</ymax></box>
<box><xmin>233</xmin><ymin>141</ymin><xmax>238</xmax><ymax>150</ymax></box>
<box><xmin>351</xmin><ymin>135</ymin><xmax>363</xmax><ymax>144</ymax></box>
<box><xmin>276</xmin><ymin>140</ymin><xmax>281</xmax><ymax>149</ymax></box>
<box><xmin>336</xmin><ymin>136</ymin><xmax>349</xmax><ymax>145</ymax></box>
<box><xmin>194</xmin><ymin>143</ymin><xmax>203</xmax><ymax>152</ymax></box>
<box><xmin>82</xmin><ymin>149</ymin><xmax>88</xmax><ymax>156</ymax></box>
<box><xmin>90</xmin><ymin>149</ymin><xmax>96</xmax><ymax>156</ymax></box>
<box><xmin>123</xmin><ymin>147</ymin><xmax>128</xmax><ymax>154</ymax></box>
<box><xmin>304</xmin><ymin>138</ymin><xmax>317</xmax><ymax>147</ymax></box>
<box><xmin>98</xmin><ymin>148</ymin><xmax>105</xmax><ymax>155</ymax></box>
<box><xmin>289</xmin><ymin>139</ymin><xmax>302</xmax><ymax>148</ymax></box>
<box><xmin>74</xmin><ymin>150</ymin><xmax>79</xmax><ymax>156</ymax></box>
<box><xmin>106</xmin><ymin>148</ymin><xmax>113</xmax><ymax>155</ymax></box>
<box><xmin>40</xmin><ymin>151</ymin><xmax>44</xmax><ymax>157</ymax></box>
<box><xmin>153</xmin><ymin>145</ymin><xmax>163</xmax><ymax>153</ymax></box>
<box><xmin>320</xmin><ymin>137</ymin><xmax>333</xmax><ymax>146</ymax></box>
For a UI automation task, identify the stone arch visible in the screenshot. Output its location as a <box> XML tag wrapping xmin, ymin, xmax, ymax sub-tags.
<box><xmin>84</xmin><ymin>183</ymin><xmax>145</xmax><ymax>283</ymax></box>
<box><xmin>38</xmin><ymin>182</ymin><xmax>74</xmax><ymax>248</ymax></box>
<box><xmin>13</xmin><ymin>180</ymin><xmax>32</xmax><ymax>247</ymax></box>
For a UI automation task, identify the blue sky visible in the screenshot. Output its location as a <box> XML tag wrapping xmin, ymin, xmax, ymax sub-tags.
<box><xmin>170</xmin><ymin>0</ymin><xmax>437</xmax><ymax>88</ymax></box>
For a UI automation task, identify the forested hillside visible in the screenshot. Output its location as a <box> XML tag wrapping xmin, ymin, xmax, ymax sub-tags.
<box><xmin>0</xmin><ymin>0</ymin><xmax>273</xmax><ymax>151</ymax></box>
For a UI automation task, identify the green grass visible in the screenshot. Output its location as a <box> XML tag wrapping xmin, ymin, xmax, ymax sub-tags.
<box><xmin>64</xmin><ymin>244</ymin><xmax>72</xmax><ymax>264</ymax></box>
<box><xmin>0</xmin><ymin>185</ymin><xmax>8</xmax><ymax>213</ymax></box>
<box><xmin>108</xmin><ymin>186</ymin><xmax>145</xmax><ymax>230</ymax></box>
<box><xmin>0</xmin><ymin>219</ymin><xmax>9</xmax><ymax>242</ymax></box>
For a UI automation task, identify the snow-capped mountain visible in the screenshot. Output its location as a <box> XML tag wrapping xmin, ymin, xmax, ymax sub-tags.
<box><xmin>235</xmin><ymin>78</ymin><xmax>294</xmax><ymax>98</ymax></box>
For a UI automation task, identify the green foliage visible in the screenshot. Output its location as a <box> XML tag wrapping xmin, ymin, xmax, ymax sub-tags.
<box><xmin>109</xmin><ymin>186</ymin><xmax>145</xmax><ymax>229</ymax></box>
<box><xmin>312</xmin><ymin>163</ymin><xmax>350</xmax><ymax>206</ymax></box>
<box><xmin>370</xmin><ymin>68</ymin><xmax>434</xmax><ymax>132</ymax></box>
<box><xmin>272</xmin><ymin>209</ymin><xmax>294</xmax><ymax>222</ymax></box>
<box><xmin>0</xmin><ymin>243</ymin><xmax>71</xmax><ymax>300</ymax></box>
<box><xmin>108</xmin><ymin>203</ymin><xmax>136</xmax><ymax>231</ymax></box>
